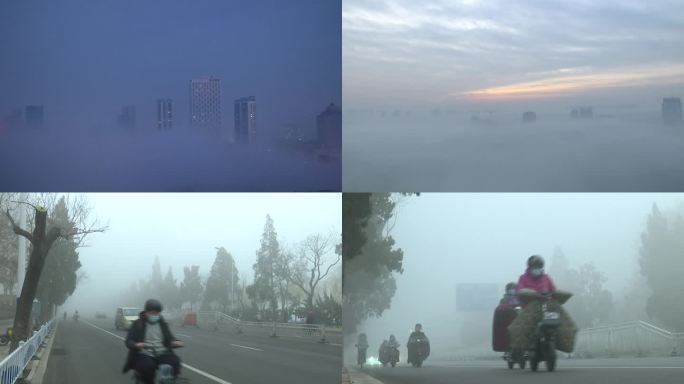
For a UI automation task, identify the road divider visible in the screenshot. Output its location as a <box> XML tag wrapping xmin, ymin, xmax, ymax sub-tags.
<box><xmin>194</xmin><ymin>310</ymin><xmax>342</xmax><ymax>345</ymax></box>
<box><xmin>0</xmin><ymin>318</ymin><xmax>55</xmax><ymax>384</ymax></box>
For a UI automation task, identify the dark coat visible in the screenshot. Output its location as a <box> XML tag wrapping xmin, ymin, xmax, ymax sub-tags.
<box><xmin>122</xmin><ymin>313</ymin><xmax>177</xmax><ymax>373</ymax></box>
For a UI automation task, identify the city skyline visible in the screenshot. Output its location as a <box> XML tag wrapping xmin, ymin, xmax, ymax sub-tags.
<box><xmin>0</xmin><ymin>0</ymin><xmax>341</xmax><ymax>142</ymax></box>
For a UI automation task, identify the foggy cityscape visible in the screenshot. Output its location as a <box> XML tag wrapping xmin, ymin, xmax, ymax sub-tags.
<box><xmin>343</xmin><ymin>193</ymin><xmax>684</xmax><ymax>383</ymax></box>
<box><xmin>0</xmin><ymin>0</ymin><xmax>341</xmax><ymax>191</ymax></box>
<box><xmin>343</xmin><ymin>0</ymin><xmax>684</xmax><ymax>192</ymax></box>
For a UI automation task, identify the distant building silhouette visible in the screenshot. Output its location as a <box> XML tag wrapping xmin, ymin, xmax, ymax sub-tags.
<box><xmin>522</xmin><ymin>111</ymin><xmax>537</xmax><ymax>123</ymax></box>
<box><xmin>190</xmin><ymin>77</ymin><xmax>222</xmax><ymax>136</ymax></box>
<box><xmin>234</xmin><ymin>96</ymin><xmax>256</xmax><ymax>144</ymax></box>
<box><xmin>571</xmin><ymin>106</ymin><xmax>593</xmax><ymax>120</ymax></box>
<box><xmin>314</xmin><ymin>102</ymin><xmax>341</xmax><ymax>163</ymax></box>
<box><xmin>25</xmin><ymin>105</ymin><xmax>43</xmax><ymax>129</ymax></box>
<box><xmin>117</xmin><ymin>105</ymin><xmax>136</xmax><ymax>131</ymax></box>
<box><xmin>157</xmin><ymin>99</ymin><xmax>173</xmax><ymax>131</ymax></box>
<box><xmin>317</xmin><ymin>102</ymin><xmax>341</xmax><ymax>149</ymax></box>
<box><xmin>662</xmin><ymin>97</ymin><xmax>682</xmax><ymax>125</ymax></box>
<box><xmin>580</xmin><ymin>107</ymin><xmax>593</xmax><ymax>119</ymax></box>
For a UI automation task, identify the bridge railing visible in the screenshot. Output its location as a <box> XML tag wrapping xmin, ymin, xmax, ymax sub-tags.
<box><xmin>0</xmin><ymin>318</ymin><xmax>55</xmax><ymax>384</ymax></box>
<box><xmin>195</xmin><ymin>310</ymin><xmax>340</xmax><ymax>344</ymax></box>
<box><xmin>575</xmin><ymin>320</ymin><xmax>684</xmax><ymax>358</ymax></box>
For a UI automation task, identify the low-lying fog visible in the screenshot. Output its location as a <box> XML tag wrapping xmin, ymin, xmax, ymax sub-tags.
<box><xmin>0</xmin><ymin>129</ymin><xmax>340</xmax><ymax>191</ymax></box>
<box><xmin>343</xmin><ymin>106</ymin><xmax>684</xmax><ymax>192</ymax></box>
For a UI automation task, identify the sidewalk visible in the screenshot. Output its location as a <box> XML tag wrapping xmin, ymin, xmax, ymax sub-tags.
<box><xmin>342</xmin><ymin>367</ymin><xmax>385</xmax><ymax>384</ymax></box>
<box><xmin>0</xmin><ymin>320</ymin><xmax>58</xmax><ymax>384</ymax></box>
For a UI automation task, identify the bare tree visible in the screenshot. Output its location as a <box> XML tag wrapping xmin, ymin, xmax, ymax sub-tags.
<box><xmin>4</xmin><ymin>195</ymin><xmax>106</xmax><ymax>351</ymax></box>
<box><xmin>286</xmin><ymin>233</ymin><xmax>341</xmax><ymax>310</ymax></box>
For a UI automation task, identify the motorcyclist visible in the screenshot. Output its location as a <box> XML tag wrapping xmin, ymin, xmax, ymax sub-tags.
<box><xmin>122</xmin><ymin>299</ymin><xmax>183</xmax><ymax>384</ymax></box>
<box><xmin>516</xmin><ymin>255</ymin><xmax>556</xmax><ymax>294</ymax></box>
<box><xmin>378</xmin><ymin>339</ymin><xmax>389</xmax><ymax>363</ymax></box>
<box><xmin>356</xmin><ymin>333</ymin><xmax>369</xmax><ymax>366</ymax></box>
<box><xmin>500</xmin><ymin>282</ymin><xmax>520</xmax><ymax>306</ymax></box>
<box><xmin>407</xmin><ymin>323</ymin><xmax>430</xmax><ymax>364</ymax></box>
<box><xmin>388</xmin><ymin>334</ymin><xmax>400</xmax><ymax>349</ymax></box>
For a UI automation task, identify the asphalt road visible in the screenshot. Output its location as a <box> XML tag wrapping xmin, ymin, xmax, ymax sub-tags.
<box><xmin>44</xmin><ymin>317</ymin><xmax>340</xmax><ymax>384</ymax></box>
<box><xmin>355</xmin><ymin>357</ymin><xmax>684</xmax><ymax>384</ymax></box>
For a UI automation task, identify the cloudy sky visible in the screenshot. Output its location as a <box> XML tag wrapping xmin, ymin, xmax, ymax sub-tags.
<box><xmin>343</xmin><ymin>0</ymin><xmax>684</xmax><ymax>107</ymax></box>
<box><xmin>61</xmin><ymin>193</ymin><xmax>340</xmax><ymax>310</ymax></box>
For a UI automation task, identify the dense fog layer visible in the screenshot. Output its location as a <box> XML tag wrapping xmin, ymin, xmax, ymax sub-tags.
<box><xmin>344</xmin><ymin>109</ymin><xmax>684</xmax><ymax>191</ymax></box>
<box><xmin>344</xmin><ymin>193</ymin><xmax>684</xmax><ymax>365</ymax></box>
<box><xmin>0</xmin><ymin>129</ymin><xmax>340</xmax><ymax>191</ymax></box>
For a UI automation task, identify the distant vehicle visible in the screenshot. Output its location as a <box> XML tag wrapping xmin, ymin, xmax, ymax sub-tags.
<box><xmin>95</xmin><ymin>311</ymin><xmax>107</xmax><ymax>319</ymax></box>
<box><xmin>115</xmin><ymin>307</ymin><xmax>140</xmax><ymax>330</ymax></box>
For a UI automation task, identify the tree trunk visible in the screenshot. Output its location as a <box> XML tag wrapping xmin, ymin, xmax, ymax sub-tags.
<box><xmin>10</xmin><ymin>208</ymin><xmax>52</xmax><ymax>351</ymax></box>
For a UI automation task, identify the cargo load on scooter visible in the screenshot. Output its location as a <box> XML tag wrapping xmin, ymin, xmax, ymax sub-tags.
<box><xmin>507</xmin><ymin>289</ymin><xmax>577</xmax><ymax>353</ymax></box>
<box><xmin>492</xmin><ymin>303</ymin><xmax>518</xmax><ymax>352</ymax></box>
<box><xmin>493</xmin><ymin>282</ymin><xmax>521</xmax><ymax>352</ymax></box>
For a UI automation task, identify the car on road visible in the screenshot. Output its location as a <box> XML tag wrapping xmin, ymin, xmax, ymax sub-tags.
<box><xmin>115</xmin><ymin>307</ymin><xmax>140</xmax><ymax>330</ymax></box>
<box><xmin>95</xmin><ymin>311</ymin><xmax>107</xmax><ymax>319</ymax></box>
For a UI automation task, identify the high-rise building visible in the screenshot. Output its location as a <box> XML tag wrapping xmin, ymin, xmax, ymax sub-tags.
<box><xmin>117</xmin><ymin>105</ymin><xmax>136</xmax><ymax>132</ymax></box>
<box><xmin>190</xmin><ymin>77</ymin><xmax>222</xmax><ymax>136</ymax></box>
<box><xmin>662</xmin><ymin>97</ymin><xmax>682</xmax><ymax>125</ymax></box>
<box><xmin>316</xmin><ymin>102</ymin><xmax>341</xmax><ymax>149</ymax></box>
<box><xmin>156</xmin><ymin>99</ymin><xmax>173</xmax><ymax>131</ymax></box>
<box><xmin>234</xmin><ymin>96</ymin><xmax>256</xmax><ymax>144</ymax></box>
<box><xmin>25</xmin><ymin>105</ymin><xmax>43</xmax><ymax>129</ymax></box>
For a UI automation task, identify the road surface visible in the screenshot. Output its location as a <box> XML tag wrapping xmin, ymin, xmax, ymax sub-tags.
<box><xmin>353</xmin><ymin>357</ymin><xmax>684</xmax><ymax>384</ymax></box>
<box><xmin>44</xmin><ymin>317</ymin><xmax>340</xmax><ymax>384</ymax></box>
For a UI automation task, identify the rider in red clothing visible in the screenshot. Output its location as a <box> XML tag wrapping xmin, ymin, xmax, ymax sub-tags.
<box><xmin>516</xmin><ymin>255</ymin><xmax>556</xmax><ymax>294</ymax></box>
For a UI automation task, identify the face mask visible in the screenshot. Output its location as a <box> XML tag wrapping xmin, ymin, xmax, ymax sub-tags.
<box><xmin>147</xmin><ymin>315</ymin><xmax>160</xmax><ymax>323</ymax></box>
<box><xmin>531</xmin><ymin>268</ymin><xmax>543</xmax><ymax>277</ymax></box>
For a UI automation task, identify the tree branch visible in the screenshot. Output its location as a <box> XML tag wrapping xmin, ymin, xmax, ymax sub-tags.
<box><xmin>4</xmin><ymin>209</ymin><xmax>33</xmax><ymax>243</ymax></box>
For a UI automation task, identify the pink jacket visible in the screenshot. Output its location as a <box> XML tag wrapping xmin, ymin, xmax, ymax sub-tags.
<box><xmin>516</xmin><ymin>269</ymin><xmax>556</xmax><ymax>293</ymax></box>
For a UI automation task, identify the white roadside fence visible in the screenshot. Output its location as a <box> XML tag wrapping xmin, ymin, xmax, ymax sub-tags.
<box><xmin>0</xmin><ymin>318</ymin><xmax>55</xmax><ymax>384</ymax></box>
<box><xmin>575</xmin><ymin>320</ymin><xmax>684</xmax><ymax>358</ymax></box>
<box><xmin>194</xmin><ymin>311</ymin><xmax>342</xmax><ymax>344</ymax></box>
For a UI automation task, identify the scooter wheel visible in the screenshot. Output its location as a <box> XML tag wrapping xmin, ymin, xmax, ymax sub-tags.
<box><xmin>507</xmin><ymin>361</ymin><xmax>514</xmax><ymax>369</ymax></box>
<box><xmin>519</xmin><ymin>360</ymin><xmax>526</xmax><ymax>370</ymax></box>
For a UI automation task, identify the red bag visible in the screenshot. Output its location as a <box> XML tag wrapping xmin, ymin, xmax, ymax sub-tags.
<box><xmin>492</xmin><ymin>304</ymin><xmax>517</xmax><ymax>352</ymax></box>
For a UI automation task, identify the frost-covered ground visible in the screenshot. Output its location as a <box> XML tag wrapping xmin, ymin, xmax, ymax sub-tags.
<box><xmin>0</xmin><ymin>130</ymin><xmax>340</xmax><ymax>191</ymax></box>
<box><xmin>343</xmin><ymin>114</ymin><xmax>684</xmax><ymax>192</ymax></box>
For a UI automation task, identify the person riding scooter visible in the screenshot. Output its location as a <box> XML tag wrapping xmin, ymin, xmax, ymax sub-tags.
<box><xmin>122</xmin><ymin>299</ymin><xmax>183</xmax><ymax>384</ymax></box>
<box><xmin>407</xmin><ymin>323</ymin><xmax>430</xmax><ymax>367</ymax></box>
<box><xmin>516</xmin><ymin>255</ymin><xmax>556</xmax><ymax>294</ymax></box>
<box><xmin>380</xmin><ymin>334</ymin><xmax>400</xmax><ymax>367</ymax></box>
<box><xmin>355</xmin><ymin>333</ymin><xmax>369</xmax><ymax>368</ymax></box>
<box><xmin>493</xmin><ymin>282</ymin><xmax>526</xmax><ymax>369</ymax></box>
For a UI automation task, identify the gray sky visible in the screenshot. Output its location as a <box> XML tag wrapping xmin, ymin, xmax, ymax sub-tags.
<box><xmin>343</xmin><ymin>0</ymin><xmax>684</xmax><ymax>108</ymax></box>
<box><xmin>66</xmin><ymin>193</ymin><xmax>340</xmax><ymax>310</ymax></box>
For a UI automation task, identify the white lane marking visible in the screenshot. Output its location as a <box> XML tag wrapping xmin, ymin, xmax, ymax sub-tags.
<box><xmin>175</xmin><ymin>333</ymin><xmax>193</xmax><ymax>338</ymax></box>
<box><xmin>230</xmin><ymin>343</ymin><xmax>263</xmax><ymax>352</ymax></box>
<box><xmin>83</xmin><ymin>321</ymin><xmax>233</xmax><ymax>384</ymax></box>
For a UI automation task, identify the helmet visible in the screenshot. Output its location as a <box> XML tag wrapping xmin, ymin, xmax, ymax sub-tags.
<box><xmin>415</xmin><ymin>323</ymin><xmax>422</xmax><ymax>330</ymax></box>
<box><xmin>505</xmin><ymin>282</ymin><xmax>516</xmax><ymax>291</ymax></box>
<box><xmin>527</xmin><ymin>255</ymin><xmax>544</xmax><ymax>269</ymax></box>
<box><xmin>390</xmin><ymin>334</ymin><xmax>396</xmax><ymax>341</ymax></box>
<box><xmin>144</xmin><ymin>299</ymin><xmax>163</xmax><ymax>312</ymax></box>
